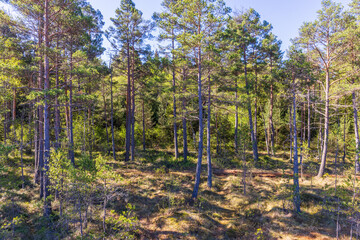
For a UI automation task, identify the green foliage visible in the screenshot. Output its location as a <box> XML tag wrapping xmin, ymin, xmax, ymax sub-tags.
<box><xmin>106</xmin><ymin>203</ymin><xmax>139</xmax><ymax>239</ymax></box>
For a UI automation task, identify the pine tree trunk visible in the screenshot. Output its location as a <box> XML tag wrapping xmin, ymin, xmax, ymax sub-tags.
<box><xmin>110</xmin><ymin>64</ymin><xmax>116</xmax><ymax>160</ymax></box>
<box><xmin>172</xmin><ymin>36</ymin><xmax>179</xmax><ymax>158</ymax></box>
<box><xmin>289</xmin><ymin>105</ymin><xmax>293</xmax><ymax>163</ymax></box>
<box><xmin>292</xmin><ymin>75</ymin><xmax>300</xmax><ymax>213</ymax></box>
<box><xmin>142</xmin><ymin>99</ymin><xmax>146</xmax><ymax>151</ymax></box>
<box><xmin>102</xmin><ymin>78</ymin><xmax>110</xmax><ymax>155</ymax></box>
<box><xmin>352</xmin><ymin>90</ymin><xmax>359</xmax><ymax>172</ymax></box>
<box><xmin>20</xmin><ymin>111</ymin><xmax>24</xmax><ymax>189</ymax></box>
<box><xmin>270</xmin><ymin>82</ymin><xmax>275</xmax><ymax>156</ymax></box>
<box><xmin>244</xmin><ymin>46</ymin><xmax>258</xmax><ymax>162</ymax></box>
<box><xmin>342</xmin><ymin>115</ymin><xmax>346</xmax><ymax>164</ymax></box>
<box><xmin>43</xmin><ymin>0</ymin><xmax>52</xmax><ymax>216</ymax></box>
<box><xmin>207</xmin><ymin>76</ymin><xmax>212</xmax><ymax>189</ymax></box>
<box><xmin>125</xmin><ymin>43</ymin><xmax>131</xmax><ymax>162</ymax></box>
<box><xmin>235</xmin><ymin>76</ymin><xmax>238</xmax><ymax>153</ymax></box>
<box><xmin>69</xmin><ymin>42</ymin><xmax>75</xmax><ymax>166</ymax></box>
<box><xmin>54</xmin><ymin>33</ymin><xmax>60</xmax><ymax>150</ymax></box>
<box><xmin>182</xmin><ymin>80</ymin><xmax>188</xmax><ymax>161</ymax></box>
<box><xmin>307</xmin><ymin>85</ymin><xmax>311</xmax><ymax>148</ymax></box>
<box><xmin>192</xmin><ymin>36</ymin><xmax>204</xmax><ymax>199</ymax></box>
<box><xmin>254</xmin><ymin>68</ymin><xmax>258</xmax><ymax>146</ymax></box>
<box><xmin>317</xmin><ymin>69</ymin><xmax>330</xmax><ymax>178</ymax></box>
<box><xmin>131</xmin><ymin>54</ymin><xmax>135</xmax><ymax>162</ymax></box>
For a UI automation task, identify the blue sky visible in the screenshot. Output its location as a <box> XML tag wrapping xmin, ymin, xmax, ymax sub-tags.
<box><xmin>0</xmin><ymin>0</ymin><xmax>352</xmax><ymax>61</ymax></box>
<box><xmin>89</xmin><ymin>0</ymin><xmax>351</xmax><ymax>62</ymax></box>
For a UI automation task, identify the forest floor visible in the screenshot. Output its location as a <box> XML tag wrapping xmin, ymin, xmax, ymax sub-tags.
<box><xmin>0</xmin><ymin>148</ymin><xmax>358</xmax><ymax>239</ymax></box>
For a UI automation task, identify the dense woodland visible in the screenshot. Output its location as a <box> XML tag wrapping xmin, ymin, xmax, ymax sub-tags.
<box><xmin>0</xmin><ymin>0</ymin><xmax>360</xmax><ymax>239</ymax></box>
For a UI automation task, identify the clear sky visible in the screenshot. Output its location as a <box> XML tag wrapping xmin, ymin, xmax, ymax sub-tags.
<box><xmin>1</xmin><ymin>0</ymin><xmax>352</xmax><ymax>61</ymax></box>
<box><xmin>89</xmin><ymin>0</ymin><xmax>351</xmax><ymax>62</ymax></box>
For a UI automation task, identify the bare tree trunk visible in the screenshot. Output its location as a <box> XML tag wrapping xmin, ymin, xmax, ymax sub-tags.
<box><xmin>254</xmin><ymin>66</ymin><xmax>258</xmax><ymax>146</ymax></box>
<box><xmin>131</xmin><ymin>53</ymin><xmax>135</xmax><ymax>162</ymax></box>
<box><xmin>192</xmin><ymin>37</ymin><xmax>204</xmax><ymax>199</ymax></box>
<box><xmin>69</xmin><ymin>42</ymin><xmax>75</xmax><ymax>166</ymax></box>
<box><xmin>12</xmin><ymin>88</ymin><xmax>16</xmax><ymax>144</ymax></box>
<box><xmin>142</xmin><ymin>99</ymin><xmax>146</xmax><ymax>151</ymax></box>
<box><xmin>307</xmin><ymin>85</ymin><xmax>311</xmax><ymax>148</ymax></box>
<box><xmin>269</xmin><ymin>82</ymin><xmax>275</xmax><ymax>156</ymax></box>
<box><xmin>317</xmin><ymin>69</ymin><xmax>330</xmax><ymax>178</ymax></box>
<box><xmin>125</xmin><ymin>43</ymin><xmax>131</xmax><ymax>162</ymax></box>
<box><xmin>172</xmin><ymin>35</ymin><xmax>179</xmax><ymax>158</ymax></box>
<box><xmin>292</xmin><ymin>75</ymin><xmax>300</xmax><ymax>213</ymax></box>
<box><xmin>289</xmin><ymin>105</ymin><xmax>293</xmax><ymax>163</ymax></box>
<box><xmin>102</xmin><ymin>77</ymin><xmax>110</xmax><ymax>155</ymax></box>
<box><xmin>182</xmin><ymin>77</ymin><xmax>188</xmax><ymax>161</ymax></box>
<box><xmin>235</xmin><ymin>76</ymin><xmax>239</xmax><ymax>153</ymax></box>
<box><xmin>82</xmin><ymin>109</ymin><xmax>86</xmax><ymax>154</ymax></box>
<box><xmin>342</xmin><ymin>115</ymin><xmax>346</xmax><ymax>164</ymax></box>
<box><xmin>353</xmin><ymin>90</ymin><xmax>360</xmax><ymax>172</ymax></box>
<box><xmin>54</xmin><ymin>33</ymin><xmax>60</xmax><ymax>150</ymax></box>
<box><xmin>244</xmin><ymin>46</ymin><xmax>258</xmax><ymax>162</ymax></box>
<box><xmin>43</xmin><ymin>0</ymin><xmax>52</xmax><ymax>216</ymax></box>
<box><xmin>242</xmin><ymin>141</ymin><xmax>247</xmax><ymax>195</ymax></box>
<box><xmin>207</xmin><ymin>76</ymin><xmax>212</xmax><ymax>189</ymax></box>
<box><xmin>20</xmin><ymin>111</ymin><xmax>24</xmax><ymax>189</ymax></box>
<box><xmin>261</xmin><ymin>108</ymin><xmax>270</xmax><ymax>155</ymax></box>
<box><xmin>110</xmin><ymin>62</ymin><xmax>116</xmax><ymax>160</ymax></box>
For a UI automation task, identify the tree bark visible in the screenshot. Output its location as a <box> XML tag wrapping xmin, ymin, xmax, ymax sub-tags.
<box><xmin>235</xmin><ymin>76</ymin><xmax>239</xmax><ymax>153</ymax></box>
<box><xmin>131</xmin><ymin>51</ymin><xmax>135</xmax><ymax>162</ymax></box>
<box><xmin>207</xmin><ymin>76</ymin><xmax>212</xmax><ymax>189</ymax></box>
<box><xmin>182</xmin><ymin>74</ymin><xmax>188</xmax><ymax>161</ymax></box>
<box><xmin>317</xmin><ymin>68</ymin><xmax>330</xmax><ymax>178</ymax></box>
<box><xmin>142</xmin><ymin>99</ymin><xmax>145</xmax><ymax>151</ymax></box>
<box><xmin>292</xmin><ymin>75</ymin><xmax>300</xmax><ymax>213</ymax></box>
<box><xmin>125</xmin><ymin>42</ymin><xmax>131</xmax><ymax>162</ymax></box>
<box><xmin>192</xmin><ymin>26</ymin><xmax>204</xmax><ymax>199</ymax></box>
<box><xmin>110</xmin><ymin>62</ymin><xmax>116</xmax><ymax>160</ymax></box>
<box><xmin>172</xmin><ymin>35</ymin><xmax>179</xmax><ymax>158</ymax></box>
<box><xmin>69</xmin><ymin>41</ymin><xmax>75</xmax><ymax>166</ymax></box>
<box><xmin>43</xmin><ymin>0</ymin><xmax>52</xmax><ymax>216</ymax></box>
<box><xmin>244</xmin><ymin>46</ymin><xmax>258</xmax><ymax>162</ymax></box>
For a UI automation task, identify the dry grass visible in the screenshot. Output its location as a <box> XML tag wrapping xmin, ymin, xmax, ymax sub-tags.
<box><xmin>0</xmin><ymin>149</ymin><xmax>359</xmax><ymax>239</ymax></box>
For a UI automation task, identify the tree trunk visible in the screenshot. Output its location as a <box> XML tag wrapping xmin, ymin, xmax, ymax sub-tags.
<box><xmin>269</xmin><ymin>82</ymin><xmax>275</xmax><ymax>156</ymax></box>
<box><xmin>125</xmin><ymin>43</ymin><xmax>131</xmax><ymax>162</ymax></box>
<box><xmin>69</xmin><ymin>42</ymin><xmax>75</xmax><ymax>166</ymax></box>
<box><xmin>352</xmin><ymin>90</ymin><xmax>359</xmax><ymax>172</ymax></box>
<box><xmin>131</xmin><ymin>52</ymin><xmax>135</xmax><ymax>162</ymax></box>
<box><xmin>289</xmin><ymin>105</ymin><xmax>293</xmax><ymax>163</ymax></box>
<box><xmin>292</xmin><ymin>75</ymin><xmax>300</xmax><ymax>213</ymax></box>
<box><xmin>102</xmin><ymin>77</ymin><xmax>110</xmax><ymax>155</ymax></box>
<box><xmin>342</xmin><ymin>115</ymin><xmax>346</xmax><ymax>164</ymax></box>
<box><xmin>317</xmin><ymin>69</ymin><xmax>330</xmax><ymax>178</ymax></box>
<box><xmin>192</xmin><ymin>36</ymin><xmax>204</xmax><ymax>199</ymax></box>
<box><xmin>43</xmin><ymin>0</ymin><xmax>52</xmax><ymax>216</ymax></box>
<box><xmin>172</xmin><ymin>35</ymin><xmax>179</xmax><ymax>158</ymax></box>
<box><xmin>244</xmin><ymin>46</ymin><xmax>258</xmax><ymax>162</ymax></box>
<box><xmin>142</xmin><ymin>99</ymin><xmax>146</xmax><ymax>151</ymax></box>
<box><xmin>235</xmin><ymin>76</ymin><xmax>239</xmax><ymax>153</ymax></box>
<box><xmin>20</xmin><ymin>111</ymin><xmax>24</xmax><ymax>189</ymax></box>
<box><xmin>207</xmin><ymin>76</ymin><xmax>212</xmax><ymax>189</ymax></box>
<box><xmin>307</xmin><ymin>85</ymin><xmax>311</xmax><ymax>148</ymax></box>
<box><xmin>182</xmin><ymin>78</ymin><xmax>188</xmax><ymax>161</ymax></box>
<box><xmin>110</xmin><ymin>63</ymin><xmax>116</xmax><ymax>160</ymax></box>
<box><xmin>269</xmin><ymin>59</ymin><xmax>275</xmax><ymax>156</ymax></box>
<box><xmin>54</xmin><ymin>32</ymin><xmax>60</xmax><ymax>150</ymax></box>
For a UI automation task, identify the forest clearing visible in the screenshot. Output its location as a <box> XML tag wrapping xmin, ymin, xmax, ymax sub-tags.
<box><xmin>0</xmin><ymin>0</ymin><xmax>360</xmax><ymax>239</ymax></box>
